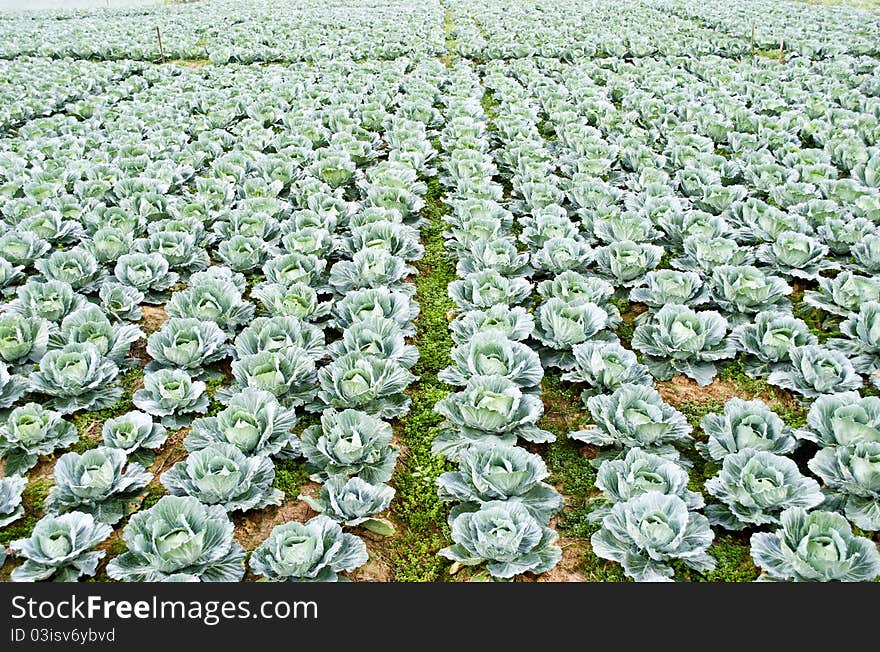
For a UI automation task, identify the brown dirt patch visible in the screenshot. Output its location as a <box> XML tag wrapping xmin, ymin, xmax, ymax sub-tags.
<box><xmin>656</xmin><ymin>376</ymin><xmax>746</xmax><ymax>405</ymax></box>
<box><xmin>535</xmin><ymin>537</ymin><xmax>589</xmax><ymax>582</ymax></box>
<box><xmin>139</xmin><ymin>305</ymin><xmax>167</xmax><ymax>333</ymax></box>
<box><xmin>233</xmin><ymin>499</ymin><xmax>317</xmax><ymax>551</ymax></box>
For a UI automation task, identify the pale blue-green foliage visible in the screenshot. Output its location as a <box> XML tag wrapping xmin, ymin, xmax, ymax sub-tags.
<box><xmin>300</xmin><ymin>409</ymin><xmax>399</xmax><ymax>484</ymax></box>
<box><xmin>730</xmin><ymin>310</ymin><xmax>817</xmax><ymax>376</ymax></box>
<box><xmin>593</xmin><ymin>240</ymin><xmax>663</xmax><ymax>287</ymax></box>
<box><xmin>34</xmin><ymin>247</ymin><xmax>104</xmax><ymax>294</ymax></box>
<box><xmin>457</xmin><ymin>237</ymin><xmax>532</xmax><ymax>278</ymax></box>
<box><xmin>99</xmin><ymin>281</ymin><xmax>144</xmax><ymax>322</ymax></box>
<box><xmin>767</xmin><ymin>344</ymin><xmax>862</xmax><ymax>398</ymax></box>
<box><xmin>808</xmin><ymin>443</ymin><xmax>880</xmax><ymax>531</ymax></box>
<box><xmin>251</xmin><ymin>282</ymin><xmax>333</xmax><ymax>322</ymax></box>
<box><xmin>631</xmin><ymin>304</ymin><xmax>734</xmax><ymax>386</ymax></box>
<box><xmin>531</xmin><ymin>237</ymin><xmax>593</xmax><ymax>275</ymax></box>
<box><xmin>705</xmin><ymin>449</ymin><xmax>824</xmax><ymax>530</ymax></box>
<box><xmin>113</xmin><ymin>252</ymin><xmax>179</xmax><ymax>299</ymax></box>
<box><xmin>432</xmin><ymin>375</ymin><xmax>553</xmax><ymax>457</ymax></box>
<box><xmin>804</xmin><ymin>271</ymin><xmax>880</xmax><ymax>318</ymax></box>
<box><xmin>231</xmin><ymin>347</ymin><xmax>318</xmax><ymax>407</ymax></box>
<box><xmin>0</xmin><ymin>361</ymin><xmax>28</xmax><ymax>409</ymax></box>
<box><xmin>329</xmin><ymin>249</ymin><xmax>415</xmax><ymax>295</ymax></box>
<box><xmin>328</xmin><ymin>316</ymin><xmax>418</xmax><ymax>369</ymax></box>
<box><xmin>107</xmin><ymin>496</ymin><xmax>245</xmax><ymax>582</ymax></box>
<box><xmin>591</xmin><ymin>492</ymin><xmax>715</xmax><ymax>582</ymax></box>
<box><xmin>29</xmin><ymin>342</ymin><xmax>122</xmax><ymax>414</ymax></box>
<box><xmin>797</xmin><ymin>392</ymin><xmax>880</xmax><ymax>447</ymax></box>
<box><xmin>11</xmin><ymin>280</ymin><xmax>86</xmax><ymax>322</ymax></box>
<box><xmin>756</xmin><ymin>231</ymin><xmax>832</xmax><ymax>280</ymax></box>
<box><xmin>562</xmin><ymin>341</ymin><xmax>652</xmax><ymax>399</ymax></box>
<box><xmin>165</xmin><ymin>274</ymin><xmax>254</xmax><ymax>333</ymax></box>
<box><xmin>0</xmin><ymin>474</ymin><xmax>27</xmax><ymax>528</ymax></box>
<box><xmin>145</xmin><ymin>317</ymin><xmax>229</xmax><ymax>374</ymax></box>
<box><xmin>437</xmin><ymin>443</ymin><xmax>563</xmax><ymax>525</ymax></box>
<box><xmin>300</xmin><ymin>476</ymin><xmax>395</xmax><ymax>533</ymax></box>
<box><xmin>186</xmin><ymin>388</ymin><xmax>299</xmax><ymax>458</ymax></box>
<box><xmin>449</xmin><ymin>305</ymin><xmax>534</xmax><ymax>345</ymax></box>
<box><xmin>629</xmin><ymin>270</ymin><xmax>709</xmax><ymax>313</ymax></box>
<box><xmin>332</xmin><ymin>287</ymin><xmax>419</xmax><ymax>336</ymax></box>
<box><xmin>11</xmin><ymin>511</ymin><xmax>112</xmax><ymax>582</ymax></box>
<box><xmin>850</xmin><ymin>234</ymin><xmax>880</xmax><ymax>276</ymax></box>
<box><xmin>699</xmin><ymin>398</ymin><xmax>797</xmax><ymax>461</ymax></box>
<box><xmin>0</xmin><ymin>403</ymin><xmax>78</xmax><ymax>476</ymax></box>
<box><xmin>449</xmin><ymin>269</ymin><xmax>532</xmax><ymax>311</ymax></box>
<box><xmin>593</xmin><ymin>448</ymin><xmax>704</xmax><ymax>520</ymax></box>
<box><xmin>101</xmin><ymin>410</ymin><xmax>167</xmax><ymax>467</ymax></box>
<box><xmin>750</xmin><ymin>508</ymin><xmax>880</xmax><ymax>582</ymax></box>
<box><xmin>440</xmin><ymin>501</ymin><xmax>561</xmax><ymax>580</ymax></box>
<box><xmin>569</xmin><ymin>384</ymin><xmax>692</xmax><ymax>458</ymax></box>
<box><xmin>828</xmin><ymin>301</ymin><xmax>880</xmax><ymax>377</ymax></box>
<box><xmin>532</xmin><ymin>298</ymin><xmax>613</xmax><ymax>369</ymax></box>
<box><xmin>709</xmin><ymin>265</ymin><xmax>792</xmax><ymax>325</ymax></box>
<box><xmin>672</xmin><ymin>235</ymin><xmax>753</xmax><ymax>275</ymax></box>
<box><xmin>161</xmin><ymin>442</ymin><xmax>282</xmax><ymax>513</ymax></box>
<box><xmin>439</xmin><ymin>332</ymin><xmax>543</xmax><ymax>390</ymax></box>
<box><xmin>45</xmin><ymin>446</ymin><xmax>152</xmax><ymax>525</ymax></box>
<box><xmin>316</xmin><ymin>352</ymin><xmax>413</xmax><ymax>418</ymax></box>
<box><xmin>249</xmin><ymin>515</ymin><xmax>368</xmax><ymax>582</ymax></box>
<box><xmin>132</xmin><ymin>368</ymin><xmax>208</xmax><ymax>428</ymax></box>
<box><xmin>234</xmin><ymin>315</ymin><xmax>326</xmax><ymax>361</ymax></box>
<box><xmin>49</xmin><ymin>305</ymin><xmax>143</xmax><ymax>364</ymax></box>
<box><xmin>0</xmin><ymin>313</ymin><xmax>49</xmax><ymax>368</ymax></box>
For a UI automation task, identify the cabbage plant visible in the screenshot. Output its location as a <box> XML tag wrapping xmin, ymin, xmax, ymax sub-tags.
<box><xmin>569</xmin><ymin>384</ymin><xmax>692</xmax><ymax>459</ymax></box>
<box><xmin>0</xmin><ymin>403</ymin><xmax>78</xmax><ymax>476</ymax></box>
<box><xmin>437</xmin><ymin>443</ymin><xmax>563</xmax><ymax>525</ymax></box>
<box><xmin>0</xmin><ymin>362</ymin><xmax>28</xmax><ymax>409</ymax></box>
<box><xmin>593</xmin><ymin>240</ymin><xmax>663</xmax><ymax>288</ymax></box>
<box><xmin>29</xmin><ymin>342</ymin><xmax>122</xmax><ymax>414</ymax></box>
<box><xmin>804</xmin><ymin>272</ymin><xmax>880</xmax><ymax>318</ymax></box>
<box><xmin>709</xmin><ymin>265</ymin><xmax>792</xmax><ymax>325</ymax></box>
<box><xmin>0</xmin><ymin>474</ymin><xmax>26</xmax><ymax>527</ymax></box>
<box><xmin>631</xmin><ymin>304</ymin><xmax>735</xmax><ymax>385</ymax></box>
<box><xmin>532</xmin><ymin>299</ymin><xmax>612</xmax><ymax>369</ymax></box>
<box><xmin>161</xmin><ymin>443</ymin><xmax>282</xmax><ymax>513</ymax></box>
<box><xmin>449</xmin><ymin>270</ymin><xmax>532</xmax><ymax>311</ymax></box>
<box><xmin>440</xmin><ymin>501</ymin><xmax>561</xmax><ymax>580</ymax></box>
<box><xmin>327</xmin><ymin>317</ymin><xmax>417</xmax><ymax>369</ymax></box>
<box><xmin>316</xmin><ymin>353</ymin><xmax>414</xmax><ymax>418</ymax></box>
<box><xmin>300</xmin><ymin>409</ymin><xmax>399</xmax><ymax>484</ymax></box>
<box><xmin>590</xmin><ymin>492</ymin><xmax>715</xmax><ymax>582</ymax></box>
<box><xmin>234</xmin><ymin>316</ymin><xmax>325</xmax><ymax>361</ymax></box>
<box><xmin>50</xmin><ymin>305</ymin><xmax>143</xmax><ymax>364</ymax></box>
<box><xmin>756</xmin><ymin>231</ymin><xmax>832</xmax><ymax>280</ymax></box>
<box><xmin>593</xmin><ymin>448</ymin><xmax>704</xmax><ymax>520</ymax></box>
<box><xmin>750</xmin><ymin>508</ymin><xmax>880</xmax><ymax>582</ymax></box>
<box><xmin>10</xmin><ymin>512</ymin><xmax>112</xmax><ymax>582</ymax></box>
<box><xmin>11</xmin><ymin>280</ymin><xmax>86</xmax><ymax>322</ymax></box>
<box><xmin>101</xmin><ymin>411</ymin><xmax>168</xmax><ymax>466</ymax></box>
<box><xmin>300</xmin><ymin>476</ymin><xmax>395</xmax><ymax>534</ymax></box>
<box><xmin>797</xmin><ymin>392</ymin><xmax>880</xmax><ymax>447</ymax></box>
<box><xmin>705</xmin><ymin>449</ymin><xmax>824</xmax><ymax>530</ymax></box>
<box><xmin>629</xmin><ymin>270</ymin><xmax>709</xmax><ymax>313</ymax></box>
<box><xmin>439</xmin><ymin>333</ymin><xmax>543</xmax><ymax>390</ymax></box>
<box><xmin>132</xmin><ymin>369</ymin><xmax>208</xmax><ymax>428</ymax></box>
<box><xmin>249</xmin><ymin>516</ymin><xmax>368</xmax><ymax>582</ymax></box>
<box><xmin>230</xmin><ymin>348</ymin><xmax>318</xmax><ymax>407</ymax></box>
<box><xmin>449</xmin><ymin>305</ymin><xmax>534</xmax><ymax>344</ymax></box>
<box><xmin>0</xmin><ymin>313</ymin><xmax>49</xmax><ymax>368</ymax></box>
<box><xmin>99</xmin><ymin>281</ymin><xmax>144</xmax><ymax>322</ymax></box>
<box><xmin>145</xmin><ymin>318</ymin><xmax>229</xmax><ymax>374</ymax></box>
<box><xmin>561</xmin><ymin>341</ymin><xmax>652</xmax><ymax>398</ymax></box>
<box><xmin>829</xmin><ymin>301</ymin><xmax>880</xmax><ymax>379</ymax></box>
<box><xmin>767</xmin><ymin>345</ymin><xmax>862</xmax><ymax>398</ymax></box>
<box><xmin>432</xmin><ymin>375</ymin><xmax>553</xmax><ymax>455</ymax></box>
<box><xmin>107</xmin><ymin>496</ymin><xmax>245</xmax><ymax>582</ymax></box>
<box><xmin>808</xmin><ymin>442</ymin><xmax>880</xmax><ymax>531</ymax></box>
<box><xmin>45</xmin><ymin>447</ymin><xmax>152</xmax><ymax>524</ymax></box>
<box><xmin>699</xmin><ymin>398</ymin><xmax>797</xmax><ymax>461</ymax></box>
<box><xmin>730</xmin><ymin>311</ymin><xmax>817</xmax><ymax>375</ymax></box>
<box><xmin>186</xmin><ymin>389</ymin><xmax>299</xmax><ymax>459</ymax></box>
<box><xmin>113</xmin><ymin>252</ymin><xmax>179</xmax><ymax>302</ymax></box>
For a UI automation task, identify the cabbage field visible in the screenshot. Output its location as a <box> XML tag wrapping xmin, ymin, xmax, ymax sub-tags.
<box><xmin>0</xmin><ymin>0</ymin><xmax>879</xmax><ymax>583</ymax></box>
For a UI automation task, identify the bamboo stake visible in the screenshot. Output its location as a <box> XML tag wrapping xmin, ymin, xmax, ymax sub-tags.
<box><xmin>156</xmin><ymin>26</ymin><xmax>166</xmax><ymax>64</ymax></box>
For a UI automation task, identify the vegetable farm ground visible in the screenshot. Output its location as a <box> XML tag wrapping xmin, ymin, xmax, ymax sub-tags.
<box><xmin>0</xmin><ymin>0</ymin><xmax>879</xmax><ymax>583</ymax></box>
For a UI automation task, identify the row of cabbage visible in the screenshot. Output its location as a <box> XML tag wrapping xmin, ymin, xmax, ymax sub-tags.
<box><xmin>0</xmin><ymin>0</ymin><xmax>445</xmax><ymax>63</ymax></box>
<box><xmin>461</xmin><ymin>58</ymin><xmax>880</xmax><ymax>581</ymax></box>
<box><xmin>446</xmin><ymin>0</ymin><xmax>880</xmax><ymax>61</ymax></box>
<box><xmin>0</xmin><ymin>57</ymin><xmax>144</xmax><ymax>135</ymax></box>
<box><xmin>426</xmin><ymin>61</ymin><xmax>565</xmax><ymax>580</ymax></box>
<box><xmin>0</xmin><ymin>58</ymin><xmax>449</xmax><ymax>581</ymax></box>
